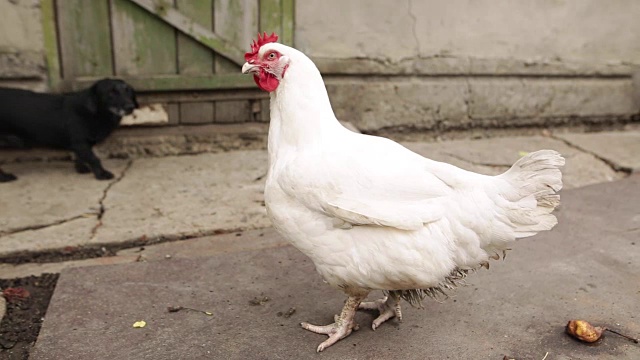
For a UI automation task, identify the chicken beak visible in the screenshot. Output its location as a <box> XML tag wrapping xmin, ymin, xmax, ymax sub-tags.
<box><xmin>242</xmin><ymin>62</ymin><xmax>260</xmax><ymax>74</ymax></box>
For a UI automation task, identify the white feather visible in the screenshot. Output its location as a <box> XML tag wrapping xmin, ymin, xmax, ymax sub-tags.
<box><xmin>260</xmin><ymin>43</ymin><xmax>564</xmax><ymax>292</ymax></box>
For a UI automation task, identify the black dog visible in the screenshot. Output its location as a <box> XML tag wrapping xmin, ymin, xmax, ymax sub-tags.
<box><xmin>0</xmin><ymin>79</ymin><xmax>138</xmax><ymax>182</ymax></box>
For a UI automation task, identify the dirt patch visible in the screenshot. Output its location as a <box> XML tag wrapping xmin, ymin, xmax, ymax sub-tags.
<box><xmin>0</xmin><ymin>246</ymin><xmax>116</xmax><ymax>265</ymax></box>
<box><xmin>0</xmin><ymin>273</ymin><xmax>59</xmax><ymax>360</ymax></box>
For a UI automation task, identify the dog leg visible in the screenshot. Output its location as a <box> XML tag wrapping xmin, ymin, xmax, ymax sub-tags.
<box><xmin>0</xmin><ymin>168</ymin><xmax>17</xmax><ymax>182</ymax></box>
<box><xmin>74</xmin><ymin>158</ymin><xmax>91</xmax><ymax>174</ymax></box>
<box><xmin>71</xmin><ymin>144</ymin><xmax>114</xmax><ymax>180</ymax></box>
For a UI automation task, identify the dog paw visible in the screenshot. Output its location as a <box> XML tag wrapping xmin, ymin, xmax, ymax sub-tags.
<box><xmin>94</xmin><ymin>170</ymin><xmax>115</xmax><ymax>180</ymax></box>
<box><xmin>0</xmin><ymin>172</ymin><xmax>18</xmax><ymax>182</ymax></box>
<box><xmin>75</xmin><ymin>162</ymin><xmax>91</xmax><ymax>174</ymax></box>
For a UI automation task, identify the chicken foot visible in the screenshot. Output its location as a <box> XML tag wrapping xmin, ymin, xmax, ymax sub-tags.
<box><xmin>300</xmin><ymin>294</ymin><xmax>366</xmax><ymax>352</ymax></box>
<box><xmin>358</xmin><ymin>292</ymin><xmax>402</xmax><ymax>330</ymax></box>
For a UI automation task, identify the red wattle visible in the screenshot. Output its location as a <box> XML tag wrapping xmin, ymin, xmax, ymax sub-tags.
<box><xmin>254</xmin><ymin>70</ymin><xmax>280</xmax><ymax>92</ymax></box>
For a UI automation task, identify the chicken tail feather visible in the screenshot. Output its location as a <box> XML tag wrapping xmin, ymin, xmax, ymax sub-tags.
<box><xmin>498</xmin><ymin>150</ymin><xmax>565</xmax><ymax>237</ymax></box>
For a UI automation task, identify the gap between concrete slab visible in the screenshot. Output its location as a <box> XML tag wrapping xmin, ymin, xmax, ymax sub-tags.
<box><xmin>0</xmin><ymin>226</ymin><xmax>251</xmax><ymax>265</ymax></box>
<box><xmin>0</xmin><ymin>228</ymin><xmax>285</xmax><ymax>279</ymax></box>
<box><xmin>550</xmin><ymin>134</ymin><xmax>633</xmax><ymax>174</ymax></box>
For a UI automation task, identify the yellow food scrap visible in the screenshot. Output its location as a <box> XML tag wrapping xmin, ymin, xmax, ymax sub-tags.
<box><xmin>566</xmin><ymin>320</ymin><xmax>603</xmax><ymax>343</ymax></box>
<box><xmin>133</xmin><ymin>320</ymin><xmax>147</xmax><ymax>328</ymax></box>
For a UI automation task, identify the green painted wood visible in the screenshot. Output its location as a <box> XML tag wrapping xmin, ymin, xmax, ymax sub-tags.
<box><xmin>128</xmin><ymin>0</ymin><xmax>245</xmax><ymax>66</ymax></box>
<box><xmin>56</xmin><ymin>0</ymin><xmax>113</xmax><ymax>77</ymax></box>
<box><xmin>280</xmin><ymin>0</ymin><xmax>294</xmax><ymax>45</ymax></box>
<box><xmin>259</xmin><ymin>0</ymin><xmax>282</xmax><ymax>37</ymax></box>
<box><xmin>41</xmin><ymin>0</ymin><xmax>61</xmax><ymax>91</ymax></box>
<box><xmin>213</xmin><ymin>0</ymin><xmax>257</xmax><ymax>123</ymax></box>
<box><xmin>214</xmin><ymin>0</ymin><xmax>257</xmax><ymax>73</ymax></box>
<box><xmin>71</xmin><ymin>74</ymin><xmax>256</xmax><ymax>92</ymax></box>
<box><xmin>176</xmin><ymin>0</ymin><xmax>214</xmax><ymax>75</ymax></box>
<box><xmin>176</xmin><ymin>0</ymin><xmax>215</xmax><ymax>124</ymax></box>
<box><xmin>51</xmin><ymin>0</ymin><xmax>294</xmax><ymax>100</ymax></box>
<box><xmin>111</xmin><ymin>0</ymin><xmax>177</xmax><ymax>75</ymax></box>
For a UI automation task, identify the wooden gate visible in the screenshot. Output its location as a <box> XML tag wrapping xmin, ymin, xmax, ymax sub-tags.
<box><xmin>41</xmin><ymin>0</ymin><xmax>294</xmax><ymax>124</ymax></box>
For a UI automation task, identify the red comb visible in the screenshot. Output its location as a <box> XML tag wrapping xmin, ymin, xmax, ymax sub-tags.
<box><xmin>245</xmin><ymin>32</ymin><xmax>279</xmax><ymax>61</ymax></box>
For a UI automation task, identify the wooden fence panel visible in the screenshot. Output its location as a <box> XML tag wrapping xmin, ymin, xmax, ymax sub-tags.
<box><xmin>56</xmin><ymin>0</ymin><xmax>113</xmax><ymax>78</ymax></box>
<box><xmin>110</xmin><ymin>0</ymin><xmax>177</xmax><ymax>75</ymax></box>
<box><xmin>47</xmin><ymin>0</ymin><xmax>295</xmax><ymax>124</ymax></box>
<box><xmin>259</xmin><ymin>0</ymin><xmax>294</xmax><ymax>45</ymax></box>
<box><xmin>214</xmin><ymin>0</ymin><xmax>258</xmax><ymax>122</ymax></box>
<box><xmin>176</xmin><ymin>0</ymin><xmax>215</xmax><ymax>124</ymax></box>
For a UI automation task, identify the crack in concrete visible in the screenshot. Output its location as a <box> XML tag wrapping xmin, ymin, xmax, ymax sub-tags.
<box><xmin>90</xmin><ymin>159</ymin><xmax>134</xmax><ymax>239</ymax></box>
<box><xmin>0</xmin><ymin>214</ymin><xmax>97</xmax><ymax>238</ymax></box>
<box><xmin>550</xmin><ymin>134</ymin><xmax>632</xmax><ymax>174</ymax></box>
<box><xmin>407</xmin><ymin>0</ymin><xmax>421</xmax><ymax>56</ymax></box>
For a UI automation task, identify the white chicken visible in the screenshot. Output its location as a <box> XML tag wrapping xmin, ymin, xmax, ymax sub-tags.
<box><xmin>242</xmin><ymin>33</ymin><xmax>564</xmax><ymax>352</ymax></box>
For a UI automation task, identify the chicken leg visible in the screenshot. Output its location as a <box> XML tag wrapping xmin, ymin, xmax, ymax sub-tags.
<box><xmin>359</xmin><ymin>292</ymin><xmax>402</xmax><ymax>330</ymax></box>
<box><xmin>300</xmin><ymin>294</ymin><xmax>366</xmax><ymax>352</ymax></box>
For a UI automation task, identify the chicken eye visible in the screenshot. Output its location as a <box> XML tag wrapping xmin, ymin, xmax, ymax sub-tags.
<box><xmin>268</xmin><ymin>52</ymin><xmax>277</xmax><ymax>60</ymax></box>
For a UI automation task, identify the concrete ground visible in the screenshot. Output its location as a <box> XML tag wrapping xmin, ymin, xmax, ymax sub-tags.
<box><xmin>0</xmin><ymin>128</ymin><xmax>639</xmax><ymax>358</ymax></box>
<box><xmin>1</xmin><ymin>129</ymin><xmax>638</xmax><ymax>267</ymax></box>
<box><xmin>29</xmin><ymin>175</ymin><xmax>640</xmax><ymax>359</ymax></box>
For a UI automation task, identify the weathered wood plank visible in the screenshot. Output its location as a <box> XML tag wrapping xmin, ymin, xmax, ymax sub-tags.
<box><xmin>127</xmin><ymin>0</ymin><xmax>246</xmax><ymax>65</ymax></box>
<box><xmin>41</xmin><ymin>0</ymin><xmax>62</xmax><ymax>91</ymax></box>
<box><xmin>180</xmin><ymin>102</ymin><xmax>215</xmax><ymax>124</ymax></box>
<box><xmin>215</xmin><ymin>100</ymin><xmax>252</xmax><ymax>123</ymax></box>
<box><xmin>212</xmin><ymin>0</ymin><xmax>258</xmax><ymax>123</ymax></box>
<box><xmin>111</xmin><ymin>0</ymin><xmax>177</xmax><ymax>75</ymax></box>
<box><xmin>176</xmin><ymin>0</ymin><xmax>215</xmax><ymax>124</ymax></box>
<box><xmin>214</xmin><ymin>0</ymin><xmax>258</xmax><ymax>73</ymax></box>
<box><xmin>137</xmin><ymin>90</ymin><xmax>268</xmax><ymax>103</ymax></box>
<box><xmin>71</xmin><ymin>74</ymin><xmax>255</xmax><ymax>91</ymax></box>
<box><xmin>259</xmin><ymin>0</ymin><xmax>282</xmax><ymax>36</ymax></box>
<box><xmin>280</xmin><ymin>0</ymin><xmax>295</xmax><ymax>45</ymax></box>
<box><xmin>56</xmin><ymin>0</ymin><xmax>113</xmax><ymax>77</ymax></box>
<box><xmin>176</xmin><ymin>0</ymin><xmax>214</xmax><ymax>75</ymax></box>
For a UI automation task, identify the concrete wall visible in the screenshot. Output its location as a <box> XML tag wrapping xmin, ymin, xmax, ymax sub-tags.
<box><xmin>0</xmin><ymin>0</ymin><xmax>46</xmax><ymax>90</ymax></box>
<box><xmin>0</xmin><ymin>0</ymin><xmax>637</xmax><ymax>131</ymax></box>
<box><xmin>297</xmin><ymin>0</ymin><xmax>640</xmax><ymax>64</ymax></box>
<box><xmin>297</xmin><ymin>0</ymin><xmax>640</xmax><ymax>132</ymax></box>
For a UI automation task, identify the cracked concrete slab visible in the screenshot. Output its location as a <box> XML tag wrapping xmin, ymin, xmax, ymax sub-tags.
<box><xmin>0</xmin><ymin>160</ymin><xmax>128</xmax><ymax>257</ymax></box>
<box><xmin>0</xmin><ymin>160</ymin><xmax>128</xmax><ymax>236</ymax></box>
<box><xmin>403</xmin><ymin>136</ymin><xmax>624</xmax><ymax>189</ymax></box>
<box><xmin>0</xmin><ymin>133</ymin><xmax>631</xmax><ymax>258</ymax></box>
<box><xmin>31</xmin><ymin>176</ymin><xmax>640</xmax><ymax>359</ymax></box>
<box><xmin>556</xmin><ymin>131</ymin><xmax>640</xmax><ymax>172</ymax></box>
<box><xmin>0</xmin><ymin>217</ymin><xmax>97</xmax><ymax>257</ymax></box>
<box><xmin>89</xmin><ymin>151</ymin><xmax>270</xmax><ymax>247</ymax></box>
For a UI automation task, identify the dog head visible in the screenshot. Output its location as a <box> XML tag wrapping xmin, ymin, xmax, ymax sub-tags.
<box><xmin>87</xmin><ymin>79</ymin><xmax>138</xmax><ymax>118</ymax></box>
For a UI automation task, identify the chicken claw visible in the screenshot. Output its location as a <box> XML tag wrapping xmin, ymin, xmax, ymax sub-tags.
<box><xmin>300</xmin><ymin>295</ymin><xmax>364</xmax><ymax>352</ymax></box>
<box><xmin>359</xmin><ymin>294</ymin><xmax>402</xmax><ymax>330</ymax></box>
